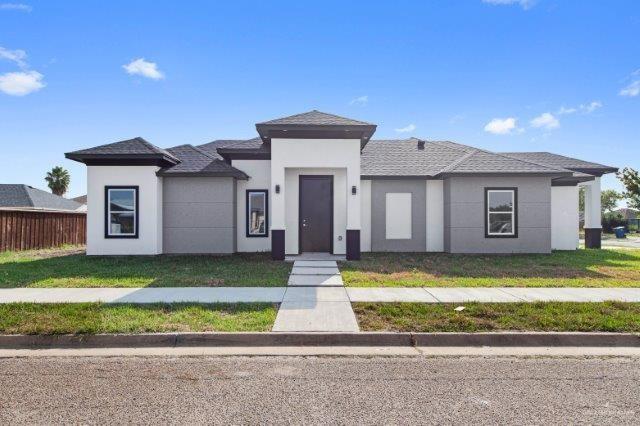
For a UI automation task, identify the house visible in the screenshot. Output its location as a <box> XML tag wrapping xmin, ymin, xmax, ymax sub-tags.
<box><xmin>72</xmin><ymin>195</ymin><xmax>88</xmax><ymax>212</ymax></box>
<box><xmin>0</xmin><ymin>184</ymin><xmax>83</xmax><ymax>212</ymax></box>
<box><xmin>65</xmin><ymin>110</ymin><xmax>617</xmax><ymax>258</ymax></box>
<box><xmin>612</xmin><ymin>207</ymin><xmax>639</xmax><ymax>221</ymax></box>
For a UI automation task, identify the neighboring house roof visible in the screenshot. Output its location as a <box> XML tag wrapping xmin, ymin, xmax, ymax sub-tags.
<box><xmin>158</xmin><ymin>144</ymin><xmax>248</xmax><ymax>179</ymax></box>
<box><xmin>0</xmin><ymin>184</ymin><xmax>82</xmax><ymax>211</ymax></box>
<box><xmin>612</xmin><ymin>207</ymin><xmax>639</xmax><ymax>220</ymax></box>
<box><xmin>65</xmin><ymin>137</ymin><xmax>180</xmax><ymax>167</ymax></box>
<box><xmin>72</xmin><ymin>195</ymin><xmax>87</xmax><ymax>204</ymax></box>
<box><xmin>500</xmin><ymin>152</ymin><xmax>617</xmax><ymax>176</ymax></box>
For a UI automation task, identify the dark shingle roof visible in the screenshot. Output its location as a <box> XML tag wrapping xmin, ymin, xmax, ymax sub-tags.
<box><xmin>158</xmin><ymin>145</ymin><xmax>248</xmax><ymax>179</ymax></box>
<box><xmin>197</xmin><ymin>138</ymin><xmax>264</xmax><ymax>159</ymax></box>
<box><xmin>258</xmin><ymin>110</ymin><xmax>373</xmax><ymax>126</ymax></box>
<box><xmin>0</xmin><ymin>184</ymin><xmax>82</xmax><ymax>211</ymax></box>
<box><xmin>361</xmin><ymin>139</ymin><xmax>569</xmax><ymax>177</ymax></box>
<box><xmin>500</xmin><ymin>152</ymin><xmax>617</xmax><ymax>175</ymax></box>
<box><xmin>65</xmin><ymin>137</ymin><xmax>179</xmax><ymax>165</ymax></box>
<box><xmin>72</xmin><ymin>195</ymin><xmax>87</xmax><ymax>204</ymax></box>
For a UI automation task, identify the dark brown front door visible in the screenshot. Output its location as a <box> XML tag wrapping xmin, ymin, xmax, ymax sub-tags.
<box><xmin>299</xmin><ymin>175</ymin><xmax>333</xmax><ymax>253</ymax></box>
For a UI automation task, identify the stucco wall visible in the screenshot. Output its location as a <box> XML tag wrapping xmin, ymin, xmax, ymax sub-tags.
<box><xmin>551</xmin><ymin>185</ymin><xmax>579</xmax><ymax>250</ymax></box>
<box><xmin>270</xmin><ymin>138</ymin><xmax>361</xmax><ymax>255</ymax></box>
<box><xmin>162</xmin><ymin>177</ymin><xmax>236</xmax><ymax>254</ymax></box>
<box><xmin>426</xmin><ymin>179</ymin><xmax>444</xmax><ymax>252</ymax></box>
<box><xmin>371</xmin><ymin>179</ymin><xmax>427</xmax><ymax>252</ymax></box>
<box><xmin>86</xmin><ymin>165</ymin><xmax>163</xmax><ymax>255</ymax></box>
<box><xmin>443</xmin><ymin>176</ymin><xmax>552</xmax><ymax>253</ymax></box>
<box><xmin>360</xmin><ymin>179</ymin><xmax>372</xmax><ymax>252</ymax></box>
<box><xmin>233</xmin><ymin>160</ymin><xmax>271</xmax><ymax>252</ymax></box>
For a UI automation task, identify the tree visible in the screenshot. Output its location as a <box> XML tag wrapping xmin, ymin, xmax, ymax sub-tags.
<box><xmin>45</xmin><ymin>166</ymin><xmax>70</xmax><ymax>196</ymax></box>
<box><xmin>601</xmin><ymin>189</ymin><xmax>623</xmax><ymax>213</ymax></box>
<box><xmin>578</xmin><ymin>187</ymin><xmax>622</xmax><ymax>213</ymax></box>
<box><xmin>618</xmin><ymin>167</ymin><xmax>640</xmax><ymax>210</ymax></box>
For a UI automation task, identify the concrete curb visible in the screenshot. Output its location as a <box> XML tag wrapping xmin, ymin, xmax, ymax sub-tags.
<box><xmin>1</xmin><ymin>332</ymin><xmax>639</xmax><ymax>349</ymax></box>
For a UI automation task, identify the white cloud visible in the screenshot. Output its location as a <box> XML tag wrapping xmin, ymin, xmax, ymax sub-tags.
<box><xmin>619</xmin><ymin>80</ymin><xmax>640</xmax><ymax>97</ymax></box>
<box><xmin>581</xmin><ymin>100</ymin><xmax>602</xmax><ymax>113</ymax></box>
<box><xmin>482</xmin><ymin>0</ymin><xmax>536</xmax><ymax>10</ymax></box>
<box><xmin>0</xmin><ymin>46</ymin><xmax>28</xmax><ymax>68</ymax></box>
<box><xmin>349</xmin><ymin>95</ymin><xmax>368</xmax><ymax>106</ymax></box>
<box><xmin>0</xmin><ymin>70</ymin><xmax>45</xmax><ymax>96</ymax></box>
<box><xmin>395</xmin><ymin>124</ymin><xmax>416</xmax><ymax>133</ymax></box>
<box><xmin>0</xmin><ymin>3</ymin><xmax>32</xmax><ymax>12</ymax></box>
<box><xmin>123</xmin><ymin>58</ymin><xmax>164</xmax><ymax>80</ymax></box>
<box><xmin>557</xmin><ymin>100</ymin><xmax>602</xmax><ymax>115</ymax></box>
<box><xmin>530</xmin><ymin>112</ymin><xmax>560</xmax><ymax>130</ymax></box>
<box><xmin>483</xmin><ymin>117</ymin><xmax>519</xmax><ymax>135</ymax></box>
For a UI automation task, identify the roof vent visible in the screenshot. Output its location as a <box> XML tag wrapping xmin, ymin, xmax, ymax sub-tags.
<box><xmin>417</xmin><ymin>140</ymin><xmax>425</xmax><ymax>150</ymax></box>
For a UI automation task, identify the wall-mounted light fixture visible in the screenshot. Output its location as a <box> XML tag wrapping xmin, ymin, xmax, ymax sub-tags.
<box><xmin>275</xmin><ymin>184</ymin><xmax>280</xmax><ymax>194</ymax></box>
<box><xmin>352</xmin><ymin>185</ymin><xmax>357</xmax><ymax>195</ymax></box>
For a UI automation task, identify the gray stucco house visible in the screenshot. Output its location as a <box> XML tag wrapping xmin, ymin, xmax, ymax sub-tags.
<box><xmin>65</xmin><ymin>110</ymin><xmax>616</xmax><ymax>259</ymax></box>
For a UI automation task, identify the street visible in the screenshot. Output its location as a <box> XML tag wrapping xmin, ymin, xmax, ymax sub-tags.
<box><xmin>0</xmin><ymin>355</ymin><xmax>638</xmax><ymax>424</ymax></box>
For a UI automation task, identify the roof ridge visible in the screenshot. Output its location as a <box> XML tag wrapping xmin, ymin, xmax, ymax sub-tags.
<box><xmin>499</xmin><ymin>152</ymin><xmax>573</xmax><ymax>173</ymax></box>
<box><xmin>435</xmin><ymin>149</ymin><xmax>480</xmax><ymax>175</ymax></box>
<box><xmin>190</xmin><ymin>144</ymin><xmax>218</xmax><ymax>160</ymax></box>
<box><xmin>21</xmin><ymin>185</ymin><xmax>35</xmax><ymax>208</ymax></box>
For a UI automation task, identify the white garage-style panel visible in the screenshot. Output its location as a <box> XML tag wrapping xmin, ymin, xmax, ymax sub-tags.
<box><xmin>385</xmin><ymin>193</ymin><xmax>412</xmax><ymax>239</ymax></box>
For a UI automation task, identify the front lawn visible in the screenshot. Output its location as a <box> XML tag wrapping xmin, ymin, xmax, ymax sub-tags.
<box><xmin>353</xmin><ymin>302</ymin><xmax>640</xmax><ymax>332</ymax></box>
<box><xmin>341</xmin><ymin>249</ymin><xmax>640</xmax><ymax>287</ymax></box>
<box><xmin>0</xmin><ymin>302</ymin><xmax>278</xmax><ymax>334</ymax></box>
<box><xmin>0</xmin><ymin>246</ymin><xmax>291</xmax><ymax>288</ymax></box>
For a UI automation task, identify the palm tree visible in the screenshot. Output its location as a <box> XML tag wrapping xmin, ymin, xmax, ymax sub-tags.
<box><xmin>45</xmin><ymin>166</ymin><xmax>71</xmax><ymax>196</ymax></box>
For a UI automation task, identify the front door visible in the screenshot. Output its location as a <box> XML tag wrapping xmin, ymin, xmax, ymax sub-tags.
<box><xmin>299</xmin><ymin>175</ymin><xmax>333</xmax><ymax>253</ymax></box>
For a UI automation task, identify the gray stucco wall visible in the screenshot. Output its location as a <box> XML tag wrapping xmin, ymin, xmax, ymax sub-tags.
<box><xmin>163</xmin><ymin>177</ymin><xmax>236</xmax><ymax>254</ymax></box>
<box><xmin>371</xmin><ymin>179</ymin><xmax>426</xmax><ymax>252</ymax></box>
<box><xmin>443</xmin><ymin>176</ymin><xmax>552</xmax><ymax>254</ymax></box>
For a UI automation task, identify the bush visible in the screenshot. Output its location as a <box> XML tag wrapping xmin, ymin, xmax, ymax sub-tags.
<box><xmin>602</xmin><ymin>213</ymin><xmax>627</xmax><ymax>233</ymax></box>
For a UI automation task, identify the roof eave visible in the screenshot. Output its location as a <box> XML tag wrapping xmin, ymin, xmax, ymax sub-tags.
<box><xmin>255</xmin><ymin>123</ymin><xmax>377</xmax><ymax>148</ymax></box>
<box><xmin>65</xmin><ymin>153</ymin><xmax>180</xmax><ymax>167</ymax></box>
<box><xmin>156</xmin><ymin>171</ymin><xmax>249</xmax><ymax>179</ymax></box>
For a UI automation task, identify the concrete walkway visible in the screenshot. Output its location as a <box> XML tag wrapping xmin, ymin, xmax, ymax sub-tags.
<box><xmin>2</xmin><ymin>287</ymin><xmax>640</xmax><ymax>304</ymax></box>
<box><xmin>274</xmin><ymin>259</ymin><xmax>358</xmax><ymax>332</ymax></box>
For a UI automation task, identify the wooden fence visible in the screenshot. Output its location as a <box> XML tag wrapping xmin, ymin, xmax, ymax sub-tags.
<box><xmin>0</xmin><ymin>209</ymin><xmax>86</xmax><ymax>252</ymax></box>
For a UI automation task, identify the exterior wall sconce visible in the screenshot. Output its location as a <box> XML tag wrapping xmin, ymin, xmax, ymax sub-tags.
<box><xmin>352</xmin><ymin>185</ymin><xmax>357</xmax><ymax>195</ymax></box>
<box><xmin>275</xmin><ymin>184</ymin><xmax>280</xmax><ymax>194</ymax></box>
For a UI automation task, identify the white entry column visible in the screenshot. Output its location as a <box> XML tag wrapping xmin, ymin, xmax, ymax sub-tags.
<box><xmin>582</xmin><ymin>177</ymin><xmax>602</xmax><ymax>248</ymax></box>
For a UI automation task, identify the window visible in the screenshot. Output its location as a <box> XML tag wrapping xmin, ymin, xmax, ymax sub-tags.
<box><xmin>246</xmin><ymin>190</ymin><xmax>268</xmax><ymax>237</ymax></box>
<box><xmin>105</xmin><ymin>186</ymin><xmax>138</xmax><ymax>238</ymax></box>
<box><xmin>485</xmin><ymin>188</ymin><xmax>517</xmax><ymax>238</ymax></box>
<box><xmin>385</xmin><ymin>193</ymin><xmax>412</xmax><ymax>239</ymax></box>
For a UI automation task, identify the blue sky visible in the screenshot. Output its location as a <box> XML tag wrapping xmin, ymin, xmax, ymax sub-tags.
<box><xmin>1</xmin><ymin>0</ymin><xmax>639</xmax><ymax>198</ymax></box>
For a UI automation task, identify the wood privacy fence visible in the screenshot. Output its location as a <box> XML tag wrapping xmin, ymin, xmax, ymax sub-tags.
<box><xmin>0</xmin><ymin>209</ymin><xmax>86</xmax><ymax>252</ymax></box>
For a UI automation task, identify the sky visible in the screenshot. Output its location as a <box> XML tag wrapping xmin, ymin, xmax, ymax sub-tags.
<box><xmin>1</xmin><ymin>0</ymin><xmax>639</xmax><ymax>199</ymax></box>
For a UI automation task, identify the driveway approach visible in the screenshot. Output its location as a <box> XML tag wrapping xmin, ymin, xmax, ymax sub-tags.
<box><xmin>0</xmin><ymin>355</ymin><xmax>638</xmax><ymax>424</ymax></box>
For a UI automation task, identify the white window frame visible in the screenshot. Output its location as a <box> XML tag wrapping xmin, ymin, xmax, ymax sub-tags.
<box><xmin>105</xmin><ymin>186</ymin><xmax>138</xmax><ymax>238</ymax></box>
<box><xmin>486</xmin><ymin>188</ymin><xmax>517</xmax><ymax>238</ymax></box>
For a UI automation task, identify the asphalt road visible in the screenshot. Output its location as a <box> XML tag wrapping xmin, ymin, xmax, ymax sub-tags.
<box><xmin>1</xmin><ymin>355</ymin><xmax>639</xmax><ymax>424</ymax></box>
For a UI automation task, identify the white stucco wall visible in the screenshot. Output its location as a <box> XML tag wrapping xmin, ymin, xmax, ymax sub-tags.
<box><xmin>86</xmin><ymin>165</ymin><xmax>163</xmax><ymax>255</ymax></box>
<box><xmin>233</xmin><ymin>159</ymin><xmax>272</xmax><ymax>252</ymax></box>
<box><xmin>270</xmin><ymin>138</ymin><xmax>361</xmax><ymax>254</ymax></box>
<box><xmin>551</xmin><ymin>186</ymin><xmax>579</xmax><ymax>250</ymax></box>
<box><xmin>426</xmin><ymin>179</ymin><xmax>444</xmax><ymax>252</ymax></box>
<box><xmin>360</xmin><ymin>179</ymin><xmax>372</xmax><ymax>252</ymax></box>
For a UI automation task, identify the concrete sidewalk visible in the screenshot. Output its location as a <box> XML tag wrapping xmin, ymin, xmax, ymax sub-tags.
<box><xmin>2</xmin><ymin>287</ymin><xmax>640</xmax><ymax>304</ymax></box>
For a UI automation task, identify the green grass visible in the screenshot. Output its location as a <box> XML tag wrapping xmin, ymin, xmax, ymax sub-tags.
<box><xmin>341</xmin><ymin>249</ymin><xmax>640</xmax><ymax>287</ymax></box>
<box><xmin>0</xmin><ymin>302</ymin><xmax>278</xmax><ymax>334</ymax></box>
<box><xmin>0</xmin><ymin>246</ymin><xmax>291</xmax><ymax>288</ymax></box>
<box><xmin>353</xmin><ymin>302</ymin><xmax>640</xmax><ymax>332</ymax></box>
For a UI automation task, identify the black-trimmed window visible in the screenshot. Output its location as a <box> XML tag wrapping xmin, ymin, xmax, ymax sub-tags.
<box><xmin>485</xmin><ymin>188</ymin><xmax>517</xmax><ymax>238</ymax></box>
<box><xmin>105</xmin><ymin>186</ymin><xmax>139</xmax><ymax>238</ymax></box>
<box><xmin>246</xmin><ymin>190</ymin><xmax>268</xmax><ymax>237</ymax></box>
